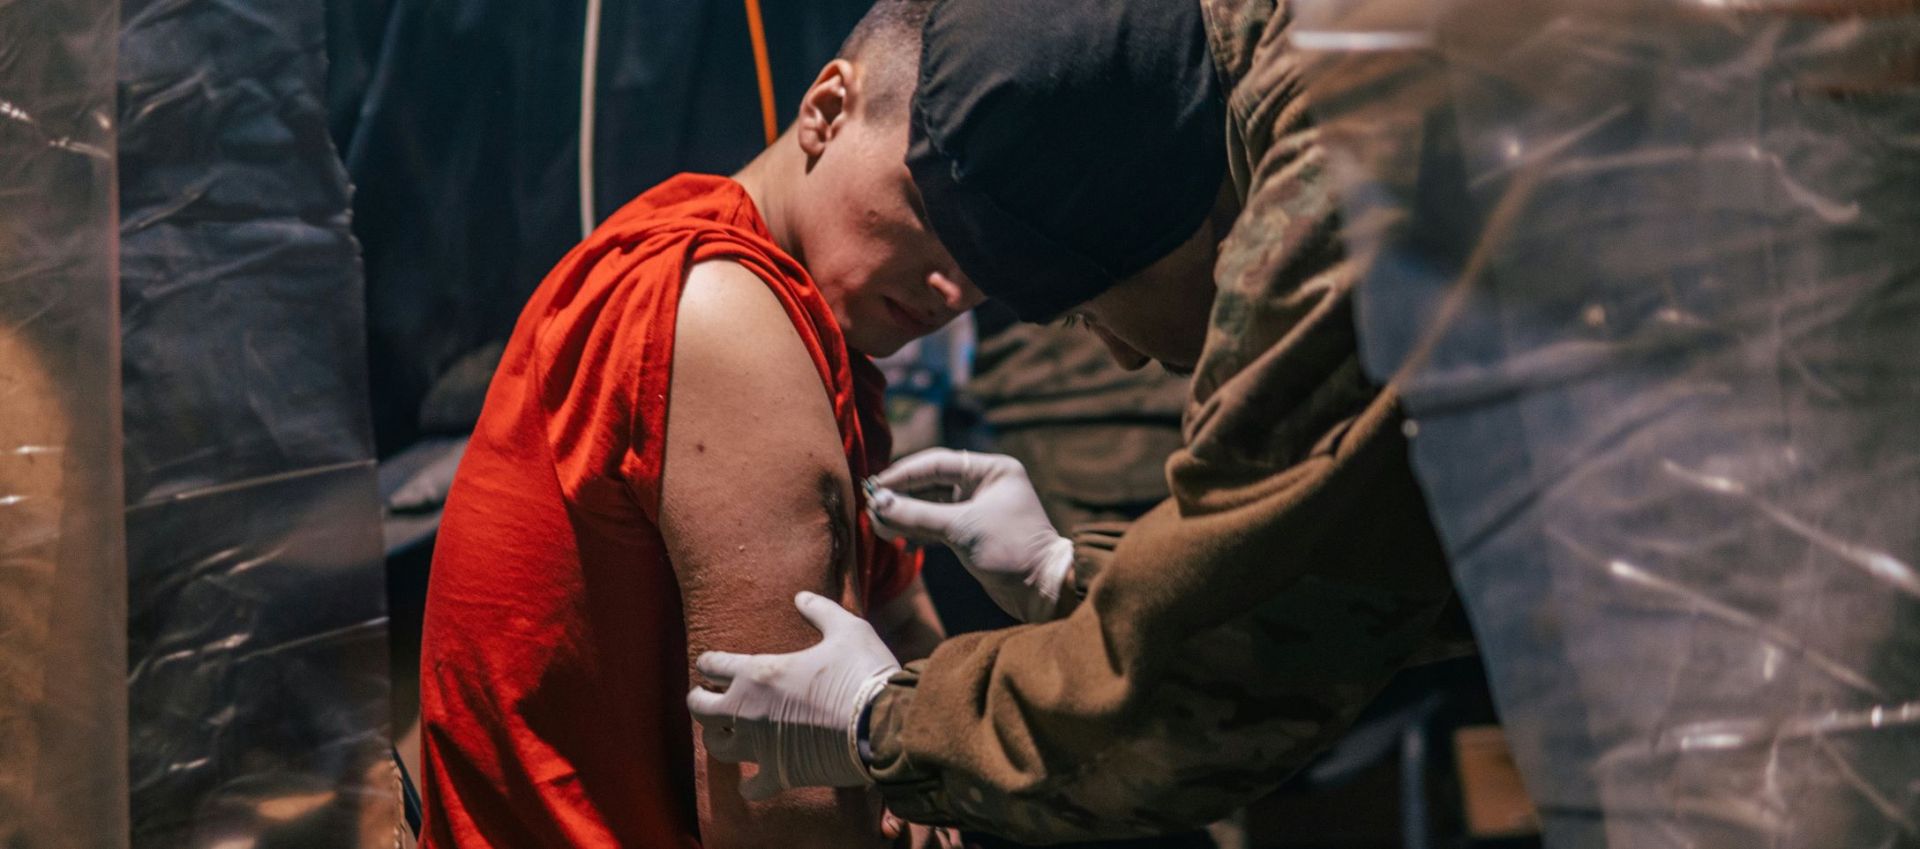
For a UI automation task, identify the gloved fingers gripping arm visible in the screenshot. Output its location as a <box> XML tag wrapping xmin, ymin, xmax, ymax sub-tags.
<box><xmin>688</xmin><ymin>653</ymin><xmax>749</xmax><ymax>761</ymax></box>
<box><xmin>693</xmin><ymin>650</ymin><xmax>740</xmax><ymax>687</ymax></box>
<box><xmin>866</xmin><ymin>449</ymin><xmax>1074</xmax><ymax>623</ymax></box>
<box><xmin>687</xmin><ymin>592</ymin><xmax>900</xmax><ymax>801</ymax></box>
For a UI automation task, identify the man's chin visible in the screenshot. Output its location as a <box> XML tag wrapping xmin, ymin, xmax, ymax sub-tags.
<box><xmin>1158</xmin><ymin>360</ymin><xmax>1197</xmax><ymax>378</ymax></box>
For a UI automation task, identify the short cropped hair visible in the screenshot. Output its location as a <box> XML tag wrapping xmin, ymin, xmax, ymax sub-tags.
<box><xmin>837</xmin><ymin>0</ymin><xmax>934</xmax><ymax>122</ymax></box>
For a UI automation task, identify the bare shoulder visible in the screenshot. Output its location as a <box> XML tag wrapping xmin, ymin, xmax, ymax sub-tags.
<box><xmin>678</xmin><ymin>259</ymin><xmax>796</xmax><ymax>344</ymax></box>
<box><xmin>672</xmin><ymin>259</ymin><xmax>831</xmax><ymax>420</ymax></box>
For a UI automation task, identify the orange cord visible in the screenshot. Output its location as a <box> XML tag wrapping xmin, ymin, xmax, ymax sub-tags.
<box><xmin>743</xmin><ymin>0</ymin><xmax>778</xmax><ymax>145</ymax></box>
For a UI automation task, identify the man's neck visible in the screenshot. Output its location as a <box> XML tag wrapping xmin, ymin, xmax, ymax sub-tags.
<box><xmin>733</xmin><ymin>139</ymin><xmax>802</xmax><ymax>263</ymax></box>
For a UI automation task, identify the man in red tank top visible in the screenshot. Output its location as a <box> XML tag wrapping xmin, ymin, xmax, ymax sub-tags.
<box><xmin>417</xmin><ymin>3</ymin><xmax>979</xmax><ymax>846</ymax></box>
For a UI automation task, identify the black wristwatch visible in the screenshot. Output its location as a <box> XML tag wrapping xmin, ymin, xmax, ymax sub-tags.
<box><xmin>855</xmin><ymin>691</ymin><xmax>878</xmax><ymax>766</ymax></box>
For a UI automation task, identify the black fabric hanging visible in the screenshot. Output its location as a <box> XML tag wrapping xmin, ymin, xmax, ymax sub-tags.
<box><xmin>329</xmin><ymin>0</ymin><xmax>870</xmax><ymax>455</ymax></box>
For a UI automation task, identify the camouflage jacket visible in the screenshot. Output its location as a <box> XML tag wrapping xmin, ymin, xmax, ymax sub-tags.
<box><xmin>865</xmin><ymin>0</ymin><xmax>1463</xmax><ymax>841</ymax></box>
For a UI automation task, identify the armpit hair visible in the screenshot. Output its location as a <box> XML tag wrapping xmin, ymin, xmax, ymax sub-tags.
<box><xmin>815</xmin><ymin>469</ymin><xmax>854</xmax><ymax>592</ymax></box>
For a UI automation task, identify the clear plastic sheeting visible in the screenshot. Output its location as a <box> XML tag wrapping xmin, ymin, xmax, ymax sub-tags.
<box><xmin>117</xmin><ymin>0</ymin><xmax>398</xmax><ymax>843</ymax></box>
<box><xmin>0</xmin><ymin>0</ymin><xmax>129</xmax><ymax>845</ymax></box>
<box><xmin>1292</xmin><ymin>1</ymin><xmax>1920</xmax><ymax>846</ymax></box>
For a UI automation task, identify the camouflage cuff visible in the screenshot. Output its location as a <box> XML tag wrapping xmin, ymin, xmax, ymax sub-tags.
<box><xmin>1068</xmin><ymin>522</ymin><xmax>1129</xmax><ymax>601</ymax></box>
<box><xmin>866</xmin><ymin>664</ymin><xmax>962</xmax><ymax>824</ymax></box>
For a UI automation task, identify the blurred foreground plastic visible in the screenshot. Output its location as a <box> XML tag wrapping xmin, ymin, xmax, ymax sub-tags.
<box><xmin>1292</xmin><ymin>1</ymin><xmax>1920</xmax><ymax>846</ymax></box>
<box><xmin>0</xmin><ymin>0</ymin><xmax>128</xmax><ymax>846</ymax></box>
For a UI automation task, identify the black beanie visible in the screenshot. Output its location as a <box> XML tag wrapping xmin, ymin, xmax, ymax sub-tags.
<box><xmin>908</xmin><ymin>0</ymin><xmax>1226</xmax><ymax>323</ymax></box>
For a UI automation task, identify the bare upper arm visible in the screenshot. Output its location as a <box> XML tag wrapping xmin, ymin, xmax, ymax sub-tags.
<box><xmin>661</xmin><ymin>260</ymin><xmax>855</xmax><ymax>641</ymax></box>
<box><xmin>660</xmin><ymin>259</ymin><xmax>884</xmax><ymax>848</ymax></box>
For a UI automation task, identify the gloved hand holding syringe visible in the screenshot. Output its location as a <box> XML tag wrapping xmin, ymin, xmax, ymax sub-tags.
<box><xmin>864</xmin><ymin>448</ymin><xmax>1074</xmax><ymax>624</ymax></box>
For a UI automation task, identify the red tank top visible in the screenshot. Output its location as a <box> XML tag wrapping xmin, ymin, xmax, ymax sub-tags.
<box><xmin>418</xmin><ymin>174</ymin><xmax>918</xmax><ymax>848</ymax></box>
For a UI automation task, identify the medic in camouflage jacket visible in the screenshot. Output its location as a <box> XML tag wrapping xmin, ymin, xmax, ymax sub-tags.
<box><xmin>862</xmin><ymin>1</ymin><xmax>1470</xmax><ymax>841</ymax></box>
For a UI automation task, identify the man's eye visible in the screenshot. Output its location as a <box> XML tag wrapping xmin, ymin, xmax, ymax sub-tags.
<box><xmin>1060</xmin><ymin>314</ymin><xmax>1090</xmax><ymax>330</ymax></box>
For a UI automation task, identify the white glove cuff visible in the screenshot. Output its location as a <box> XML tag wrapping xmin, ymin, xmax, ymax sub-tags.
<box><xmin>1021</xmin><ymin>536</ymin><xmax>1076</xmax><ymax>623</ymax></box>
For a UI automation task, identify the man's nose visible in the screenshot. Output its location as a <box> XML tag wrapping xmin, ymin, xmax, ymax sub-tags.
<box><xmin>1090</xmin><ymin>324</ymin><xmax>1151</xmax><ymax>371</ymax></box>
<box><xmin>927</xmin><ymin>271</ymin><xmax>986</xmax><ymax>313</ymax></box>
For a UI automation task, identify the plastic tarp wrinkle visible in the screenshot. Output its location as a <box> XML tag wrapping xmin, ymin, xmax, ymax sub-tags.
<box><xmin>118</xmin><ymin>0</ymin><xmax>397</xmax><ymax>843</ymax></box>
<box><xmin>1294</xmin><ymin>1</ymin><xmax>1920</xmax><ymax>846</ymax></box>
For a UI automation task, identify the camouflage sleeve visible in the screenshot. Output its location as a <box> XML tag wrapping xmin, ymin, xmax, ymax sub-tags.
<box><xmin>1056</xmin><ymin>524</ymin><xmax>1127</xmax><ymax>616</ymax></box>
<box><xmin>861</xmin><ymin>0</ymin><xmax>1459</xmax><ymax>841</ymax></box>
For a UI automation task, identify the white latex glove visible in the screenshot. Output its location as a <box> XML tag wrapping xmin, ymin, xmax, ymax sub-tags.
<box><xmin>686</xmin><ymin>592</ymin><xmax>899</xmax><ymax>801</ymax></box>
<box><xmin>868</xmin><ymin>449</ymin><xmax>1073</xmax><ymax>623</ymax></box>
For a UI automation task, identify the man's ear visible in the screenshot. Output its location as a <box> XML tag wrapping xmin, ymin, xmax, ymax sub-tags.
<box><xmin>796</xmin><ymin>59</ymin><xmax>855</xmax><ymax>159</ymax></box>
